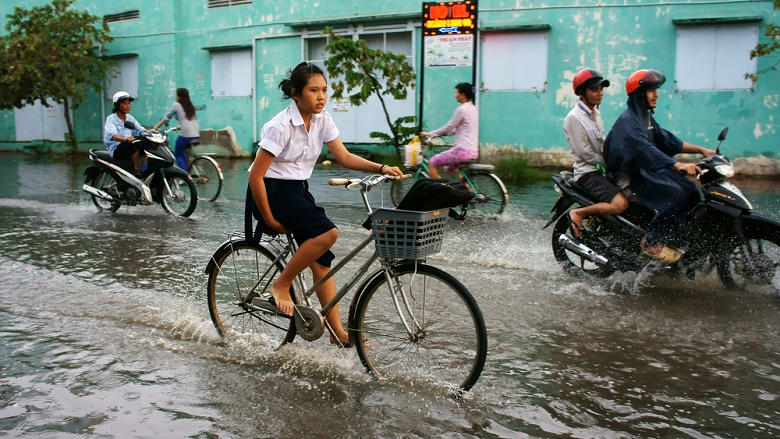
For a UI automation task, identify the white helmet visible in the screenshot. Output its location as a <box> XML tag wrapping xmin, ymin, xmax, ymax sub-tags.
<box><xmin>112</xmin><ymin>91</ymin><xmax>134</xmax><ymax>103</ymax></box>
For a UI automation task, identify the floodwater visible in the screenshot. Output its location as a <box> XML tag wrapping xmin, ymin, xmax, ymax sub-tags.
<box><xmin>1</xmin><ymin>154</ymin><xmax>779</xmax><ymax>439</ymax></box>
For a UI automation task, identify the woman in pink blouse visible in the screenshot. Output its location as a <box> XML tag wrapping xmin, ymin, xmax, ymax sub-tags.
<box><xmin>420</xmin><ymin>82</ymin><xmax>479</xmax><ymax>179</ymax></box>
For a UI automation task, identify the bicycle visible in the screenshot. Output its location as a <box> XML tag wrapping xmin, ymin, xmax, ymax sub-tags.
<box><xmin>164</xmin><ymin>126</ymin><xmax>224</xmax><ymax>202</ymax></box>
<box><xmin>204</xmin><ymin>174</ymin><xmax>488</xmax><ymax>393</ymax></box>
<box><xmin>390</xmin><ymin>138</ymin><xmax>509</xmax><ymax>217</ymax></box>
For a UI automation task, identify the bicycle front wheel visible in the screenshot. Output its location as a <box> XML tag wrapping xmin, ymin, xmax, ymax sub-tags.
<box><xmin>206</xmin><ymin>240</ymin><xmax>296</xmax><ymax>349</ymax></box>
<box><xmin>351</xmin><ymin>263</ymin><xmax>487</xmax><ymax>392</ymax></box>
<box><xmin>189</xmin><ymin>156</ymin><xmax>222</xmax><ymax>202</ymax></box>
<box><xmin>390</xmin><ymin>170</ymin><xmax>427</xmax><ymax>206</ymax></box>
<box><xmin>466</xmin><ymin>171</ymin><xmax>508</xmax><ymax>215</ymax></box>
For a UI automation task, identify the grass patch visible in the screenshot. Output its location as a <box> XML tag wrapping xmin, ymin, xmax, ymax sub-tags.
<box><xmin>493</xmin><ymin>155</ymin><xmax>554</xmax><ymax>183</ymax></box>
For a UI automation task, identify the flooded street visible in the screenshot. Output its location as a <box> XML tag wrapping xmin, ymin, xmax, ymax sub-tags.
<box><xmin>1</xmin><ymin>154</ymin><xmax>780</xmax><ymax>438</ymax></box>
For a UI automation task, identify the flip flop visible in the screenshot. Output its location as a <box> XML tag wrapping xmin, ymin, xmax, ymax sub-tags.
<box><xmin>642</xmin><ymin>244</ymin><xmax>682</xmax><ymax>264</ymax></box>
<box><xmin>568</xmin><ymin>211</ymin><xmax>582</xmax><ymax>238</ymax></box>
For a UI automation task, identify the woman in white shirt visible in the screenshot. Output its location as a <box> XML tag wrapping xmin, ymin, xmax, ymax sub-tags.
<box><xmin>154</xmin><ymin>88</ymin><xmax>199</xmax><ymax>175</ymax></box>
<box><xmin>247</xmin><ymin>62</ymin><xmax>402</xmax><ymax>347</ymax></box>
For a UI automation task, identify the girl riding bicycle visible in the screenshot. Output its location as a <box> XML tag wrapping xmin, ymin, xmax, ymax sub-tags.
<box><xmin>153</xmin><ymin>88</ymin><xmax>199</xmax><ymax>176</ymax></box>
<box><xmin>247</xmin><ymin>62</ymin><xmax>402</xmax><ymax>347</ymax></box>
<box><xmin>419</xmin><ymin>82</ymin><xmax>479</xmax><ymax>179</ymax></box>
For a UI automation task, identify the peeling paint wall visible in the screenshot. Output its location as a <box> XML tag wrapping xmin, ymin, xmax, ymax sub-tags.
<box><xmin>0</xmin><ymin>0</ymin><xmax>777</xmax><ymax>166</ymax></box>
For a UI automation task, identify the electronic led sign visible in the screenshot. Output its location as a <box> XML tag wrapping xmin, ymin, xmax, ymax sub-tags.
<box><xmin>422</xmin><ymin>1</ymin><xmax>478</xmax><ymax>36</ymax></box>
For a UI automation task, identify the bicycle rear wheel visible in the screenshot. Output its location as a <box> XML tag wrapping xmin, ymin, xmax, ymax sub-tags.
<box><xmin>189</xmin><ymin>156</ymin><xmax>222</xmax><ymax>202</ymax></box>
<box><xmin>351</xmin><ymin>263</ymin><xmax>487</xmax><ymax>393</ymax></box>
<box><xmin>206</xmin><ymin>240</ymin><xmax>296</xmax><ymax>349</ymax></box>
<box><xmin>466</xmin><ymin>171</ymin><xmax>508</xmax><ymax>215</ymax></box>
<box><xmin>390</xmin><ymin>170</ymin><xmax>427</xmax><ymax>206</ymax></box>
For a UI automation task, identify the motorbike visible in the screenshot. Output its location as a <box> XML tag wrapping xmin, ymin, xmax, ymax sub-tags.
<box><xmin>543</xmin><ymin>127</ymin><xmax>780</xmax><ymax>296</ymax></box>
<box><xmin>82</xmin><ymin>121</ymin><xmax>198</xmax><ymax>217</ymax></box>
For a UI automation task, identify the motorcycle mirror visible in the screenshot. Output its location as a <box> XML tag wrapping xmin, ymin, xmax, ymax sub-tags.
<box><xmin>715</xmin><ymin>127</ymin><xmax>729</xmax><ymax>155</ymax></box>
<box><xmin>123</xmin><ymin>121</ymin><xmax>135</xmax><ymax>129</ymax></box>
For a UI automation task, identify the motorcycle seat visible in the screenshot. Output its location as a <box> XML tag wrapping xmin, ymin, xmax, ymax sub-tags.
<box><xmin>89</xmin><ymin>149</ymin><xmax>135</xmax><ymax>170</ymax></box>
<box><xmin>187</xmin><ymin>138</ymin><xmax>201</xmax><ymax>146</ymax></box>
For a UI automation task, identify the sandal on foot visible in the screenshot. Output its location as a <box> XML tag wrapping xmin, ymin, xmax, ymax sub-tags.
<box><xmin>642</xmin><ymin>244</ymin><xmax>682</xmax><ymax>264</ymax></box>
<box><xmin>567</xmin><ymin>211</ymin><xmax>582</xmax><ymax>238</ymax></box>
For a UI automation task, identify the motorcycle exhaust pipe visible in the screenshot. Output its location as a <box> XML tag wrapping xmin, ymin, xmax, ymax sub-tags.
<box><xmin>558</xmin><ymin>234</ymin><xmax>609</xmax><ymax>265</ymax></box>
<box><xmin>82</xmin><ymin>184</ymin><xmax>113</xmax><ymax>202</ymax></box>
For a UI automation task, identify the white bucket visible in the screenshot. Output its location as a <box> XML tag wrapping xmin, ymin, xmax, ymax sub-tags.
<box><xmin>404</xmin><ymin>142</ymin><xmax>421</xmax><ymax>167</ymax></box>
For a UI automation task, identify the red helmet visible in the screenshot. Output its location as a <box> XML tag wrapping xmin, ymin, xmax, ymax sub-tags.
<box><xmin>572</xmin><ymin>68</ymin><xmax>610</xmax><ymax>96</ymax></box>
<box><xmin>625</xmin><ymin>69</ymin><xmax>666</xmax><ymax>95</ymax></box>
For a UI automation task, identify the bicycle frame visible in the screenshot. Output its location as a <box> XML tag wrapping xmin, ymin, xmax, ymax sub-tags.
<box><xmin>255</xmin><ymin>175</ymin><xmax>425</xmax><ymax>339</ymax></box>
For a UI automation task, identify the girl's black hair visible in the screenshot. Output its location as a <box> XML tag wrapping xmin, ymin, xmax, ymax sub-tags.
<box><xmin>177</xmin><ymin>88</ymin><xmax>196</xmax><ymax>121</ymax></box>
<box><xmin>456</xmin><ymin>82</ymin><xmax>475</xmax><ymax>101</ymax></box>
<box><xmin>278</xmin><ymin>62</ymin><xmax>326</xmax><ymax>100</ymax></box>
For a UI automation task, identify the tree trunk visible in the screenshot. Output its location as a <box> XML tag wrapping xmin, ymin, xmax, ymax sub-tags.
<box><xmin>367</xmin><ymin>72</ymin><xmax>403</xmax><ymax>159</ymax></box>
<box><xmin>62</xmin><ymin>98</ymin><xmax>77</xmax><ymax>153</ymax></box>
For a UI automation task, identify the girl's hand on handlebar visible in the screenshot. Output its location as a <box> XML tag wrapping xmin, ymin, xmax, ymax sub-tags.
<box><xmin>419</xmin><ymin>131</ymin><xmax>429</xmax><ymax>138</ymax></box>
<box><xmin>382</xmin><ymin>165</ymin><xmax>403</xmax><ymax>178</ymax></box>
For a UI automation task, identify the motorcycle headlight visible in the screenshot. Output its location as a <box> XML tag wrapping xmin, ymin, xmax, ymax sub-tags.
<box><xmin>714</xmin><ymin>164</ymin><xmax>735</xmax><ymax>178</ymax></box>
<box><xmin>554</xmin><ymin>184</ymin><xmax>563</xmax><ymax>195</ymax></box>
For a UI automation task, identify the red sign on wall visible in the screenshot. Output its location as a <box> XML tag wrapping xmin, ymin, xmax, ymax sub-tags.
<box><xmin>422</xmin><ymin>1</ymin><xmax>478</xmax><ymax>36</ymax></box>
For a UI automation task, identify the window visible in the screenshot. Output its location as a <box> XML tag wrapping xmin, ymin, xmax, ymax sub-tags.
<box><xmin>104</xmin><ymin>10</ymin><xmax>139</xmax><ymax>23</ymax></box>
<box><xmin>106</xmin><ymin>57</ymin><xmax>138</xmax><ymax>100</ymax></box>
<box><xmin>675</xmin><ymin>24</ymin><xmax>758</xmax><ymax>90</ymax></box>
<box><xmin>481</xmin><ymin>32</ymin><xmax>548</xmax><ymax>91</ymax></box>
<box><xmin>302</xmin><ymin>28</ymin><xmax>415</xmax><ymax>143</ymax></box>
<box><xmin>208</xmin><ymin>0</ymin><xmax>252</xmax><ymax>7</ymax></box>
<box><xmin>211</xmin><ymin>50</ymin><xmax>252</xmax><ymax>97</ymax></box>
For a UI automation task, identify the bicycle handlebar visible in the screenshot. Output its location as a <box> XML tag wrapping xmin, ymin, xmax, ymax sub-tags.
<box><xmin>327</xmin><ymin>174</ymin><xmax>404</xmax><ymax>190</ymax></box>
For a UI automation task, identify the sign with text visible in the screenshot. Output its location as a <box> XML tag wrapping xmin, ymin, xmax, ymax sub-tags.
<box><xmin>422</xmin><ymin>1</ymin><xmax>478</xmax><ymax>36</ymax></box>
<box><xmin>424</xmin><ymin>34</ymin><xmax>474</xmax><ymax>66</ymax></box>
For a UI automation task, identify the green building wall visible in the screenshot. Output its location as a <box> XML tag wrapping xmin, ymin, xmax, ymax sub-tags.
<box><xmin>0</xmin><ymin>0</ymin><xmax>777</xmax><ymax>163</ymax></box>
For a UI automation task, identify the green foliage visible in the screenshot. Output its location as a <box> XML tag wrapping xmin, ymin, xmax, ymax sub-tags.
<box><xmin>323</xmin><ymin>27</ymin><xmax>417</xmax><ymax>159</ymax></box>
<box><xmin>493</xmin><ymin>155</ymin><xmax>553</xmax><ymax>183</ymax></box>
<box><xmin>746</xmin><ymin>0</ymin><xmax>780</xmax><ymax>82</ymax></box>
<box><xmin>369</xmin><ymin>115</ymin><xmax>418</xmax><ymax>149</ymax></box>
<box><xmin>0</xmin><ymin>0</ymin><xmax>114</xmax><ymax>149</ymax></box>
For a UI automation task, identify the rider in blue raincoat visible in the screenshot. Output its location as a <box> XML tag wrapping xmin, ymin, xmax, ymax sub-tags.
<box><xmin>603</xmin><ymin>69</ymin><xmax>715</xmax><ymax>264</ymax></box>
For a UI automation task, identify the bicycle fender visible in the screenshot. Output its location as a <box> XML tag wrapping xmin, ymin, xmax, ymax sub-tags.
<box><xmin>204</xmin><ymin>237</ymin><xmax>282</xmax><ymax>273</ymax></box>
<box><xmin>194</xmin><ymin>155</ymin><xmax>224</xmax><ymax>180</ymax></box>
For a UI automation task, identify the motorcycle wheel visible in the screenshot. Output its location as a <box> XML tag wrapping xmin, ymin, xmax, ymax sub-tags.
<box><xmin>717</xmin><ymin>226</ymin><xmax>780</xmax><ymax>296</ymax></box>
<box><xmin>551</xmin><ymin>213</ymin><xmax>616</xmax><ymax>278</ymax></box>
<box><xmin>89</xmin><ymin>171</ymin><xmax>121</xmax><ymax>212</ymax></box>
<box><xmin>160</xmin><ymin>174</ymin><xmax>197</xmax><ymax>217</ymax></box>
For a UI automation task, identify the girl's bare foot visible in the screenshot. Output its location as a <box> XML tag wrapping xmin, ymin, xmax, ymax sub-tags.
<box><xmin>269</xmin><ymin>283</ymin><xmax>295</xmax><ymax>316</ymax></box>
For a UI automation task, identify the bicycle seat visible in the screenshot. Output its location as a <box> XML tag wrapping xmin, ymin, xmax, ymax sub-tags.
<box><xmin>465</xmin><ymin>163</ymin><xmax>495</xmax><ymax>172</ymax></box>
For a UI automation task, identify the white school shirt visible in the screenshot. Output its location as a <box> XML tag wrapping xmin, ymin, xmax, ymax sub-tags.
<box><xmin>563</xmin><ymin>101</ymin><xmax>606</xmax><ymax>181</ymax></box>
<box><xmin>257</xmin><ymin>102</ymin><xmax>339</xmax><ymax>180</ymax></box>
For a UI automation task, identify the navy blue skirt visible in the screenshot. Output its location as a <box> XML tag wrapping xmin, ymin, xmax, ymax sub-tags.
<box><xmin>246</xmin><ymin>179</ymin><xmax>336</xmax><ymax>267</ymax></box>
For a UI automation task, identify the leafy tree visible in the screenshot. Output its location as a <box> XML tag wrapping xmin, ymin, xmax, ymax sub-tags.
<box><xmin>323</xmin><ymin>28</ymin><xmax>417</xmax><ymax>159</ymax></box>
<box><xmin>747</xmin><ymin>0</ymin><xmax>780</xmax><ymax>82</ymax></box>
<box><xmin>0</xmin><ymin>0</ymin><xmax>114</xmax><ymax>151</ymax></box>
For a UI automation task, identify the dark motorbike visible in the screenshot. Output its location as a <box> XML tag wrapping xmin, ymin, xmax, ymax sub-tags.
<box><xmin>82</xmin><ymin>122</ymin><xmax>198</xmax><ymax>217</ymax></box>
<box><xmin>543</xmin><ymin>127</ymin><xmax>780</xmax><ymax>296</ymax></box>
